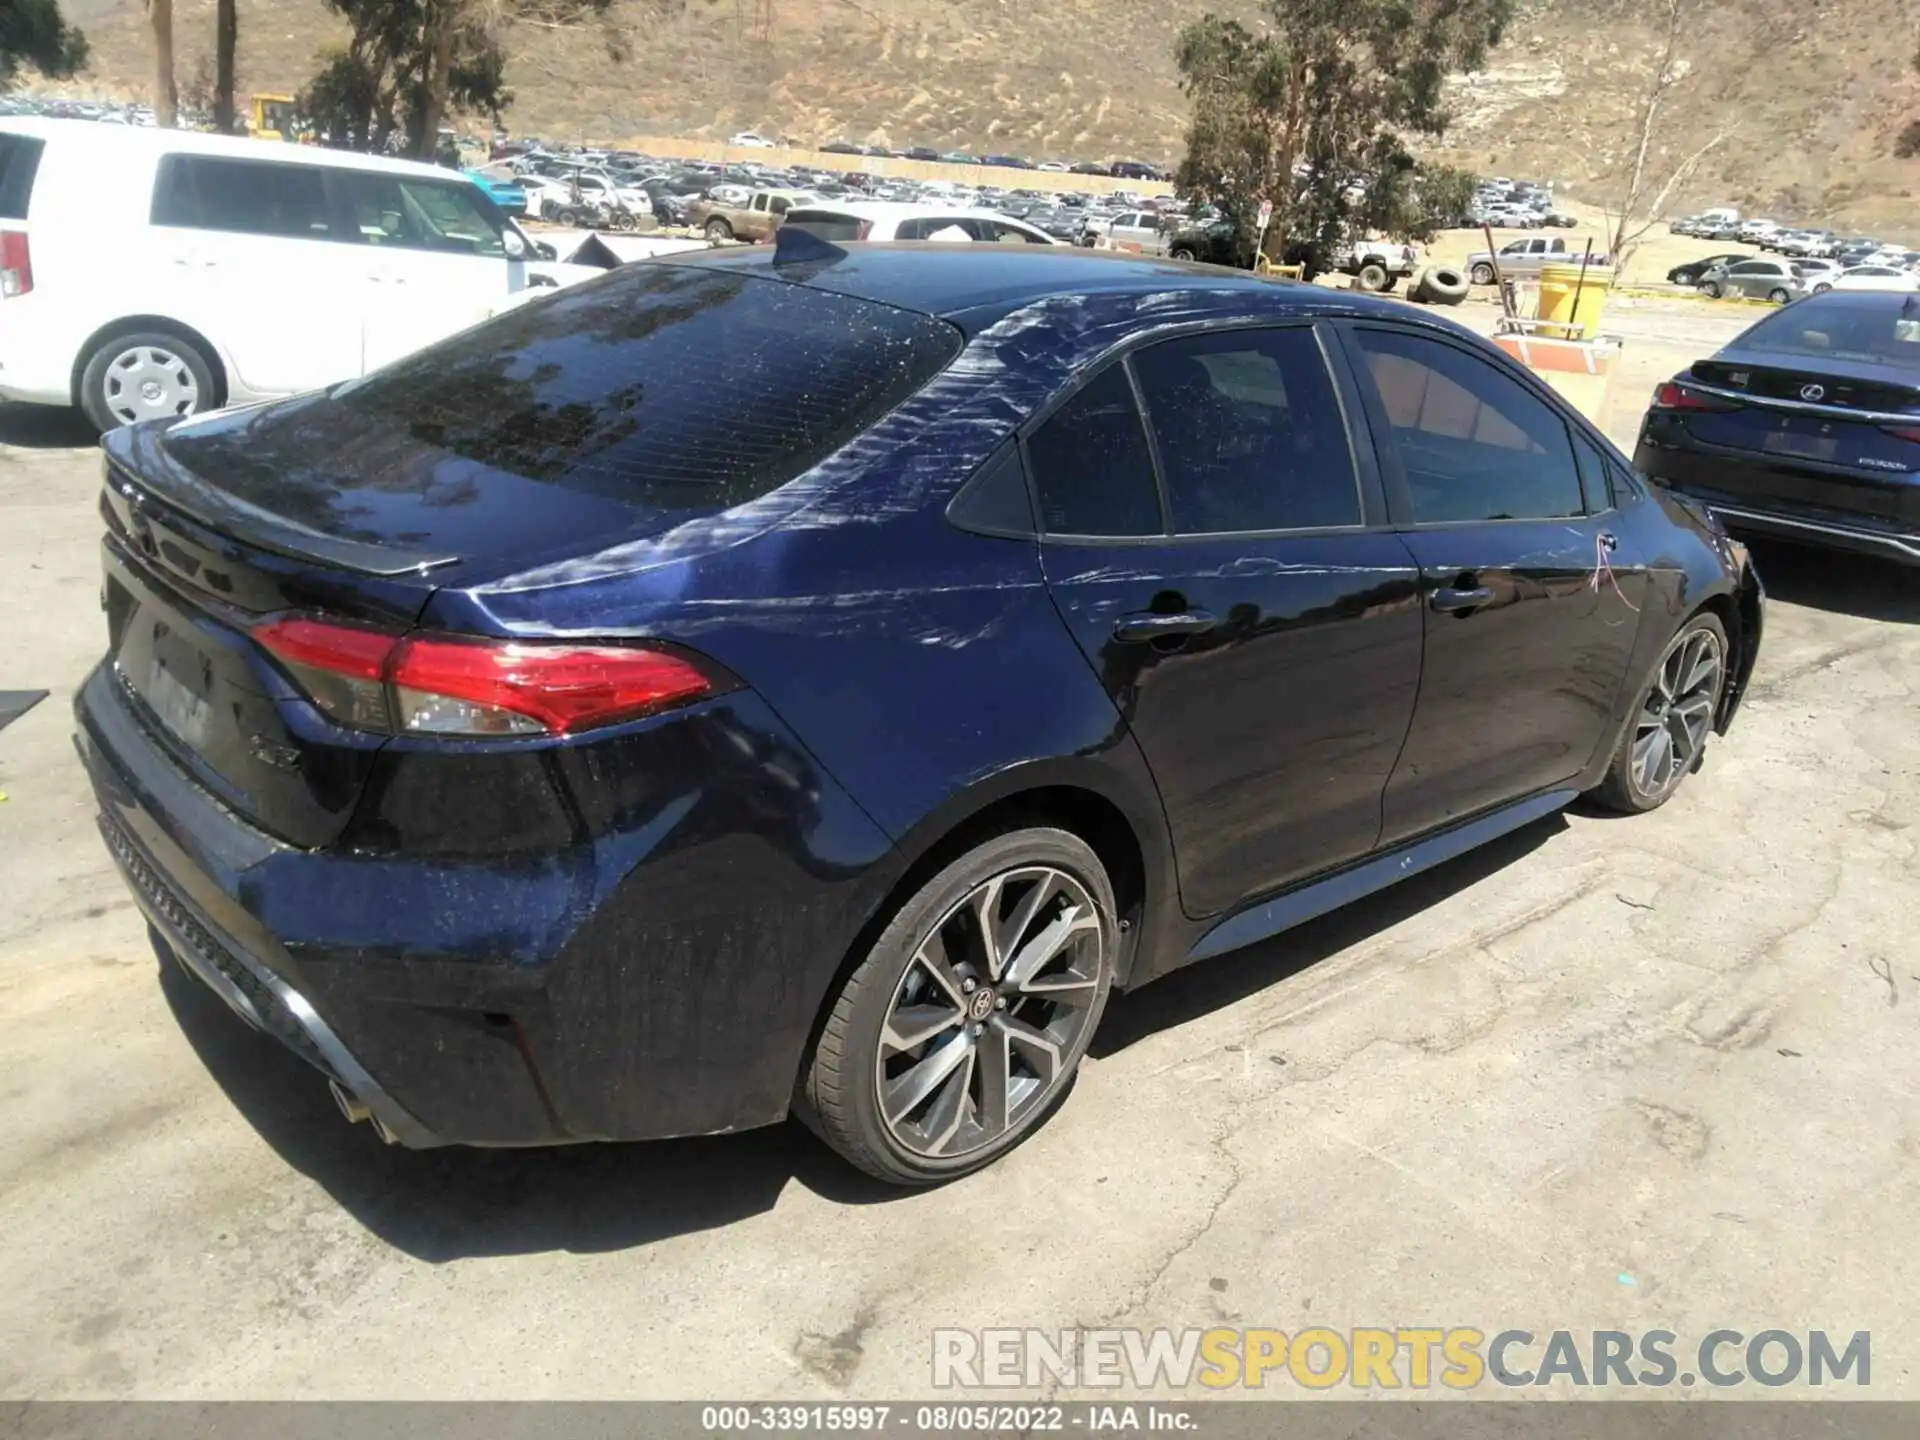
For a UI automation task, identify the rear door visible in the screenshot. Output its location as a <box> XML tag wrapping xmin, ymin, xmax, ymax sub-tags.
<box><xmin>329</xmin><ymin>168</ymin><xmax>520</xmax><ymax>372</ymax></box>
<box><xmin>1034</xmin><ymin>323</ymin><xmax>1423</xmax><ymax>921</ymax></box>
<box><xmin>149</xmin><ymin>152</ymin><xmax>363</xmax><ymax>396</ymax></box>
<box><xmin>1338</xmin><ymin>323</ymin><xmax>1645</xmax><ymax>844</ymax></box>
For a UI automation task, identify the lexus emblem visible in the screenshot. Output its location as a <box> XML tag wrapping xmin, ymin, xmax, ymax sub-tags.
<box><xmin>1800</xmin><ymin>384</ymin><xmax>1826</xmax><ymax>402</ymax></box>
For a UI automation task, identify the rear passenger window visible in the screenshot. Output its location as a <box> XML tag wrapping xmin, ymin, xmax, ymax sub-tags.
<box><xmin>1354</xmin><ymin>327</ymin><xmax>1585</xmax><ymax>524</ymax></box>
<box><xmin>1026</xmin><ymin>365</ymin><xmax>1163</xmax><ymax>536</ymax></box>
<box><xmin>0</xmin><ymin>135</ymin><xmax>45</xmax><ymax>220</ymax></box>
<box><xmin>1132</xmin><ymin>328</ymin><xmax>1360</xmax><ymax>533</ymax></box>
<box><xmin>151</xmin><ymin>155</ymin><xmax>333</xmax><ymax>239</ymax></box>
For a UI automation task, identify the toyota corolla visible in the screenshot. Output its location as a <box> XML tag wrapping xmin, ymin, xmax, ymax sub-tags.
<box><xmin>78</xmin><ymin>240</ymin><xmax>1763</xmax><ymax>1184</ymax></box>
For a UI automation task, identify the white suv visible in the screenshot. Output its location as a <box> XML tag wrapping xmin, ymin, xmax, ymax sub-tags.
<box><xmin>776</xmin><ymin>201</ymin><xmax>1055</xmax><ymax>245</ymax></box>
<box><xmin>0</xmin><ymin>118</ymin><xmax>571</xmax><ymax>430</ymax></box>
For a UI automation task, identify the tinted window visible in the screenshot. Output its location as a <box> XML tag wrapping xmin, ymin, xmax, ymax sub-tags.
<box><xmin>1354</xmin><ymin>328</ymin><xmax>1585</xmax><ymax>524</ymax></box>
<box><xmin>782</xmin><ymin>209</ymin><xmax>865</xmax><ymax>242</ymax></box>
<box><xmin>1568</xmin><ymin>428</ymin><xmax>1615</xmax><ymax>513</ymax></box>
<box><xmin>212</xmin><ymin>264</ymin><xmax>963</xmax><ymax>508</ymax></box>
<box><xmin>966</xmin><ymin>218</ymin><xmax>1043</xmax><ymax>244</ymax></box>
<box><xmin>1737</xmin><ymin>296</ymin><xmax>1920</xmax><ymax>367</ymax></box>
<box><xmin>1132</xmin><ymin>328</ymin><xmax>1360</xmax><ymax>533</ymax></box>
<box><xmin>0</xmin><ymin>134</ymin><xmax>44</xmax><ymax>220</ymax></box>
<box><xmin>1026</xmin><ymin>364</ymin><xmax>1162</xmax><ymax>536</ymax></box>
<box><xmin>947</xmin><ymin>445</ymin><xmax>1035</xmax><ymax>535</ymax></box>
<box><xmin>151</xmin><ymin>155</ymin><xmax>333</xmax><ymax>239</ymax></box>
<box><xmin>334</xmin><ymin>171</ymin><xmax>507</xmax><ymax>256</ymax></box>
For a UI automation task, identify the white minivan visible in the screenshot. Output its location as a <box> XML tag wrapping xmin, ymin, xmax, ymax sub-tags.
<box><xmin>0</xmin><ymin>118</ymin><xmax>576</xmax><ymax>429</ymax></box>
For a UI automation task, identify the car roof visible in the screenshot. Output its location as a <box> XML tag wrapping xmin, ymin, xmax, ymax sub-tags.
<box><xmin>0</xmin><ymin>116</ymin><xmax>464</xmax><ymax>182</ymax></box>
<box><xmin>787</xmin><ymin>200</ymin><xmax>1031</xmax><ymax>222</ymax></box>
<box><xmin>659</xmin><ymin>242</ymin><xmax>1444</xmax><ymax>336</ymax></box>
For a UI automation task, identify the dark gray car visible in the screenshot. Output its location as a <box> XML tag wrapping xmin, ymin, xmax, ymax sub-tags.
<box><xmin>1699</xmin><ymin>257</ymin><xmax>1808</xmax><ymax>303</ymax></box>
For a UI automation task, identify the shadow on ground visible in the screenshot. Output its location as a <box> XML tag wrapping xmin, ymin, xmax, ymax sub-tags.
<box><xmin>160</xmin><ymin>815</ymin><xmax>1564</xmax><ymax>1261</ymax></box>
<box><xmin>0</xmin><ymin>404</ymin><xmax>97</xmax><ymax>451</ymax></box>
<box><xmin>1745</xmin><ymin>538</ymin><xmax>1920</xmax><ymax>624</ymax></box>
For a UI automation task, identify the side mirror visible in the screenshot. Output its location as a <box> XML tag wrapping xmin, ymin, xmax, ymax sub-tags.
<box><xmin>534</xmin><ymin>240</ymin><xmax>558</xmax><ymax>261</ymax></box>
<box><xmin>503</xmin><ymin>229</ymin><xmax>528</xmax><ymax>259</ymax></box>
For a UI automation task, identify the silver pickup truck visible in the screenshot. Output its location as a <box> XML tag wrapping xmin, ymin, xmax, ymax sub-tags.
<box><xmin>1467</xmin><ymin>236</ymin><xmax>1609</xmax><ymax>286</ymax></box>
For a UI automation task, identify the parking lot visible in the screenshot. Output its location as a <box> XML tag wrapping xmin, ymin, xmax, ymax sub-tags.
<box><xmin>1</xmin><ymin>293</ymin><xmax>1918</xmax><ymax>1400</ymax></box>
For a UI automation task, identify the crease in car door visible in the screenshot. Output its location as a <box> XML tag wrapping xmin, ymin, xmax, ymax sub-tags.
<box><xmin>1339</xmin><ymin>323</ymin><xmax>1647</xmax><ymax>846</ymax></box>
<box><xmin>1032</xmin><ymin>323</ymin><xmax>1424</xmax><ymax>923</ymax></box>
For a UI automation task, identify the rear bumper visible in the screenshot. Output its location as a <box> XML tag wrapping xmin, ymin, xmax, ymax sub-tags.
<box><xmin>75</xmin><ymin>662</ymin><xmax>898</xmax><ymax>1148</ymax></box>
<box><xmin>1637</xmin><ymin>432</ymin><xmax>1920</xmax><ymax>566</ymax></box>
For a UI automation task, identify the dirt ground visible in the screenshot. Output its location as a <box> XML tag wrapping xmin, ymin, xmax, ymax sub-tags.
<box><xmin>1</xmin><ymin>296</ymin><xmax>1917</xmax><ymax>1402</ymax></box>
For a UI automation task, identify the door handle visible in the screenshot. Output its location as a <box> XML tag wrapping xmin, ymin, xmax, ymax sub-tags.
<box><xmin>1598</xmin><ymin>531</ymin><xmax>1619</xmax><ymax>552</ymax></box>
<box><xmin>1112</xmin><ymin>609</ymin><xmax>1219</xmax><ymax>643</ymax></box>
<box><xmin>1430</xmin><ymin>586</ymin><xmax>1493</xmax><ymax>614</ymax></box>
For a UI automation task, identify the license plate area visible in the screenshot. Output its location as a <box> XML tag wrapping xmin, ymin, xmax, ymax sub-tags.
<box><xmin>1762</xmin><ymin>421</ymin><xmax>1839</xmax><ymax>461</ymax></box>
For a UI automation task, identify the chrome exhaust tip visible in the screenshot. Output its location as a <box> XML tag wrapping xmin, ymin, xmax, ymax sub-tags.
<box><xmin>329</xmin><ymin>1079</ymin><xmax>370</xmax><ymax>1125</ymax></box>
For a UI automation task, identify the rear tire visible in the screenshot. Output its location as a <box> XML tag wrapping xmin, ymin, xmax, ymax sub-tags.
<box><xmin>1171</xmin><ymin>246</ymin><xmax>1197</xmax><ymax>261</ymax></box>
<box><xmin>79</xmin><ymin>330</ymin><xmax>218</xmax><ymax>432</ymax></box>
<box><xmin>1590</xmin><ymin>614</ymin><xmax>1729</xmax><ymax>815</ymax></box>
<box><xmin>803</xmin><ymin>827</ymin><xmax>1116</xmax><ymax>1185</ymax></box>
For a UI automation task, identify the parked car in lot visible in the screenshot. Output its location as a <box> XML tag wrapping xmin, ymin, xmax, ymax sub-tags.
<box><xmin>0</xmin><ymin>118</ymin><xmax>575</xmax><ymax>431</ymax></box>
<box><xmin>1165</xmin><ymin>217</ymin><xmax>1241</xmax><ymax>266</ymax></box>
<box><xmin>1329</xmin><ymin>238</ymin><xmax>1422</xmax><ymax>292</ymax></box>
<box><xmin>1080</xmin><ymin>209</ymin><xmax>1166</xmax><ymax>252</ymax></box>
<box><xmin>78</xmin><ymin>244</ymin><xmax>1761</xmax><ymax>1183</ymax></box>
<box><xmin>1696</xmin><ymin>257</ymin><xmax>1808</xmax><ymax>303</ymax></box>
<box><xmin>1466</xmin><ymin>236</ymin><xmax>1605</xmax><ymax>286</ymax></box>
<box><xmin>777</xmin><ymin>201</ymin><xmax>1054</xmax><ymax>244</ymax></box>
<box><xmin>687</xmin><ymin>186</ymin><xmax>814</xmax><ymax>241</ymax></box>
<box><xmin>1667</xmin><ymin>252</ymin><xmax>1750</xmax><ymax>286</ymax></box>
<box><xmin>1639</xmin><ymin>288</ymin><xmax>1920</xmax><ymax>565</ymax></box>
<box><xmin>464</xmin><ymin>168</ymin><xmax>527</xmax><ymax>217</ymax></box>
<box><xmin>729</xmin><ymin>131</ymin><xmax>776</xmax><ymax>148</ymax></box>
<box><xmin>1818</xmin><ymin>265</ymin><xmax>1920</xmax><ymax>295</ymax></box>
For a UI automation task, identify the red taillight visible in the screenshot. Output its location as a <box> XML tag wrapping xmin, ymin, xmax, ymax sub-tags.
<box><xmin>0</xmin><ymin>230</ymin><xmax>32</xmax><ymax>298</ymax></box>
<box><xmin>1652</xmin><ymin>380</ymin><xmax>1735</xmax><ymax>412</ymax></box>
<box><xmin>252</xmin><ymin>618</ymin><xmax>725</xmax><ymax>737</ymax></box>
<box><xmin>1880</xmin><ymin>425</ymin><xmax>1920</xmax><ymax>444</ymax></box>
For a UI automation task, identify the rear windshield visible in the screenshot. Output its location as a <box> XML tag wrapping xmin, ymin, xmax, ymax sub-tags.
<box><xmin>782</xmin><ymin>209</ymin><xmax>866</xmax><ymax>242</ymax></box>
<box><xmin>191</xmin><ymin>263</ymin><xmax>962</xmax><ymax>517</ymax></box>
<box><xmin>1739</xmin><ymin>296</ymin><xmax>1920</xmax><ymax>368</ymax></box>
<box><xmin>0</xmin><ymin>134</ymin><xmax>45</xmax><ymax>220</ymax></box>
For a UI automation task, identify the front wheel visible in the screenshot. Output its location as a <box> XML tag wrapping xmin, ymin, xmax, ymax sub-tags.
<box><xmin>1701</xmin><ymin>280</ymin><xmax>1722</xmax><ymax>299</ymax></box>
<box><xmin>1470</xmin><ymin>262</ymin><xmax>1496</xmax><ymax>286</ymax></box>
<box><xmin>1171</xmin><ymin>246</ymin><xmax>1197</xmax><ymax>261</ymax></box>
<box><xmin>704</xmin><ymin>217</ymin><xmax>733</xmax><ymax>241</ymax></box>
<box><xmin>803</xmin><ymin>827</ymin><xmax>1116</xmax><ymax>1185</ymax></box>
<box><xmin>1355</xmin><ymin>262</ymin><xmax>1390</xmax><ymax>292</ymax></box>
<box><xmin>1768</xmin><ymin>287</ymin><xmax>1791</xmax><ymax>303</ymax></box>
<box><xmin>1590</xmin><ymin>614</ymin><xmax>1728</xmax><ymax>814</ymax></box>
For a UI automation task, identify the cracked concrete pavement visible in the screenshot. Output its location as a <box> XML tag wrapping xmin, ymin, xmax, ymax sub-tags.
<box><xmin>1</xmin><ymin>299</ymin><xmax>1917</xmax><ymax>1400</ymax></box>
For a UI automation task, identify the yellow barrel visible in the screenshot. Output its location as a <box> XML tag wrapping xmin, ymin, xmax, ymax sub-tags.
<box><xmin>1537</xmin><ymin>261</ymin><xmax>1614</xmax><ymax>339</ymax></box>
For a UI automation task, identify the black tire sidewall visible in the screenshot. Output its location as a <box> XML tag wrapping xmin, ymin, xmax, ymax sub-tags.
<box><xmin>809</xmin><ymin>827</ymin><xmax>1116</xmax><ymax>1185</ymax></box>
<box><xmin>80</xmin><ymin>331</ymin><xmax>217</xmax><ymax>432</ymax></box>
<box><xmin>1598</xmin><ymin>612</ymin><xmax>1730</xmax><ymax>813</ymax></box>
<box><xmin>1471</xmin><ymin>264</ymin><xmax>1495</xmax><ymax>286</ymax></box>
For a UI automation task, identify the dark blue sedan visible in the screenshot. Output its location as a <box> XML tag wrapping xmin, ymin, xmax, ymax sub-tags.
<box><xmin>1637</xmin><ymin>289</ymin><xmax>1920</xmax><ymax>565</ymax></box>
<box><xmin>78</xmin><ymin>242</ymin><xmax>1762</xmax><ymax>1183</ymax></box>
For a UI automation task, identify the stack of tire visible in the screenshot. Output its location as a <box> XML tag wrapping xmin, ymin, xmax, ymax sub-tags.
<box><xmin>1408</xmin><ymin>265</ymin><xmax>1469</xmax><ymax>306</ymax></box>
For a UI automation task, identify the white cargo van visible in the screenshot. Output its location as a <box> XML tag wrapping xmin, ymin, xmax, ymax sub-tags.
<box><xmin>0</xmin><ymin>119</ymin><xmax>579</xmax><ymax>429</ymax></box>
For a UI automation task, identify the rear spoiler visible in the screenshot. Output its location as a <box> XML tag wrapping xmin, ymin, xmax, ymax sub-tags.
<box><xmin>102</xmin><ymin>422</ymin><xmax>460</xmax><ymax>578</ymax></box>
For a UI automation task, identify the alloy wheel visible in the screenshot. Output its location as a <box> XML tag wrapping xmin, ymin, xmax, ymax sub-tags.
<box><xmin>1631</xmin><ymin>627</ymin><xmax>1724</xmax><ymax>801</ymax></box>
<box><xmin>874</xmin><ymin>866</ymin><xmax>1107</xmax><ymax>1160</ymax></box>
<box><xmin>102</xmin><ymin>345</ymin><xmax>201</xmax><ymax>425</ymax></box>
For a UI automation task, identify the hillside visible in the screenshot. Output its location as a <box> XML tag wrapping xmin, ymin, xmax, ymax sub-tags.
<box><xmin>42</xmin><ymin>0</ymin><xmax>1920</xmax><ymax>230</ymax></box>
